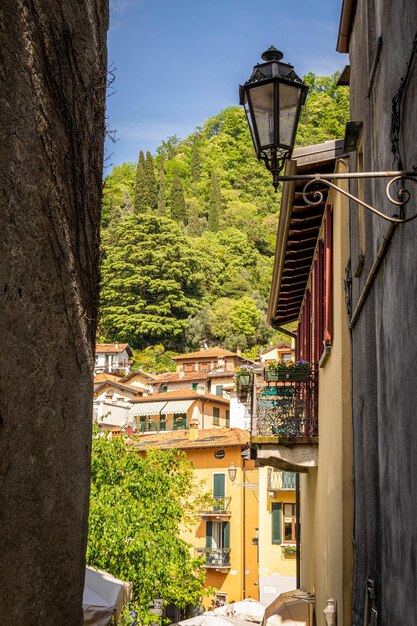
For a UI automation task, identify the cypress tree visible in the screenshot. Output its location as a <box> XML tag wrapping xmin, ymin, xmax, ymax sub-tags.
<box><xmin>190</xmin><ymin>142</ymin><xmax>201</xmax><ymax>182</ymax></box>
<box><xmin>157</xmin><ymin>163</ymin><xmax>166</xmax><ymax>216</ymax></box>
<box><xmin>208</xmin><ymin>170</ymin><xmax>221</xmax><ymax>232</ymax></box>
<box><xmin>134</xmin><ymin>150</ymin><xmax>147</xmax><ymax>213</ymax></box>
<box><xmin>186</xmin><ymin>198</ymin><xmax>202</xmax><ymax>237</ymax></box>
<box><xmin>145</xmin><ymin>151</ymin><xmax>158</xmax><ymax>211</ymax></box>
<box><xmin>170</xmin><ymin>168</ymin><xmax>187</xmax><ymax>225</ymax></box>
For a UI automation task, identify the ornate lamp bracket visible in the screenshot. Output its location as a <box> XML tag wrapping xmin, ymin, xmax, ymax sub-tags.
<box><xmin>276</xmin><ymin>171</ymin><xmax>417</xmax><ymax>223</ymax></box>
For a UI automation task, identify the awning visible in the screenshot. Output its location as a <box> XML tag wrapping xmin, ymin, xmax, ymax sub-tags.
<box><xmin>129</xmin><ymin>401</ymin><xmax>168</xmax><ymax>417</ymax></box>
<box><xmin>163</xmin><ymin>399</ymin><xmax>194</xmax><ymax>413</ymax></box>
<box><xmin>129</xmin><ymin>399</ymin><xmax>195</xmax><ymax>418</ymax></box>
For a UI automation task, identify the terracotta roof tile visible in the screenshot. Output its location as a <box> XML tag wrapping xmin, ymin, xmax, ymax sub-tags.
<box><xmin>131</xmin><ymin>427</ymin><xmax>249</xmax><ymax>451</ymax></box>
<box><xmin>154</xmin><ymin>372</ymin><xmax>208</xmax><ymax>383</ymax></box>
<box><xmin>95</xmin><ymin>343</ymin><xmax>132</xmax><ymax>354</ymax></box>
<box><xmin>130</xmin><ymin>388</ymin><xmax>229</xmax><ymax>405</ymax></box>
<box><xmin>172</xmin><ymin>348</ymin><xmax>239</xmax><ymax>360</ymax></box>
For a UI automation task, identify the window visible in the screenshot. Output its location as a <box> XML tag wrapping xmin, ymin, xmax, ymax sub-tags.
<box><xmin>283</xmin><ymin>503</ymin><xmax>296</xmax><ymax>542</ymax></box>
<box><xmin>184</xmin><ymin>363</ymin><xmax>195</xmax><ymax>372</ymax></box>
<box><xmin>213</xmin><ymin>407</ymin><xmax>220</xmax><ymax>426</ymax></box>
<box><xmin>271</xmin><ymin>502</ymin><xmax>282</xmax><ymax>544</ymax></box>
<box><xmin>215</xmin><ymin>385</ymin><xmax>223</xmax><ymax>397</ymax></box>
<box><xmin>192</xmin><ymin>383</ymin><xmax>198</xmax><ymax>391</ymax></box>
<box><xmin>225</xmin><ymin>410</ymin><xmax>230</xmax><ymax>428</ymax></box>
<box><xmin>282</xmin><ymin>353</ymin><xmax>292</xmax><ymax>362</ymax></box>
<box><xmin>199</xmin><ymin>361</ymin><xmax>210</xmax><ymax>372</ymax></box>
<box><xmin>161</xmin><ymin>385</ymin><xmax>168</xmax><ymax>393</ymax></box>
<box><xmin>173</xmin><ymin>413</ymin><xmax>187</xmax><ymax>430</ymax></box>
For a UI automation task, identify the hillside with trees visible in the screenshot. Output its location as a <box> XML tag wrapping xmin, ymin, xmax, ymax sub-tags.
<box><xmin>99</xmin><ymin>73</ymin><xmax>349</xmax><ymax>367</ymax></box>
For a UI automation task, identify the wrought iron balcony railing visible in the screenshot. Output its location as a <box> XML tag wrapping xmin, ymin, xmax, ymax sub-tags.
<box><xmin>256</xmin><ymin>374</ymin><xmax>318</xmax><ymax>438</ymax></box>
<box><xmin>199</xmin><ymin>496</ymin><xmax>232</xmax><ymax>516</ymax></box>
<box><xmin>267</xmin><ymin>469</ymin><xmax>296</xmax><ymax>491</ymax></box>
<box><xmin>196</xmin><ymin>548</ymin><xmax>231</xmax><ymax>568</ymax></box>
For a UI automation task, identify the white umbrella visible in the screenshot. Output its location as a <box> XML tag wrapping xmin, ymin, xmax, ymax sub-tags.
<box><xmin>262</xmin><ymin>591</ymin><xmax>310</xmax><ymax>626</ymax></box>
<box><xmin>176</xmin><ymin>614</ymin><xmax>254</xmax><ymax>626</ymax></box>
<box><xmin>213</xmin><ymin>599</ymin><xmax>266</xmax><ymax>622</ymax></box>
<box><xmin>83</xmin><ymin>566</ymin><xmax>132</xmax><ymax>626</ymax></box>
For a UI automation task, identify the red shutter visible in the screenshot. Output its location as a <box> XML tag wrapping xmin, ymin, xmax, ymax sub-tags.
<box><xmin>324</xmin><ymin>206</ymin><xmax>333</xmax><ymax>344</ymax></box>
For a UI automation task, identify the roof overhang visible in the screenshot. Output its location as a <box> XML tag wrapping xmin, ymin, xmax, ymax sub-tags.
<box><xmin>267</xmin><ymin>140</ymin><xmax>344</xmax><ymax>329</ymax></box>
<box><xmin>337</xmin><ymin>0</ymin><xmax>357</xmax><ymax>53</ymax></box>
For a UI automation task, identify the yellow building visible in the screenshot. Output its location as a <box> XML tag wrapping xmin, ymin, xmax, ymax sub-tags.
<box><xmin>257</xmin><ymin>467</ymin><xmax>297</xmax><ymax>604</ymax></box>
<box><xmin>133</xmin><ymin>427</ymin><xmax>259</xmax><ymax>606</ymax></box>
<box><xmin>252</xmin><ymin>142</ymin><xmax>353</xmax><ymax>625</ymax></box>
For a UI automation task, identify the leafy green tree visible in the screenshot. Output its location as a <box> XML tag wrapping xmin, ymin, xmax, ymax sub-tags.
<box><xmin>99</xmin><ymin>214</ymin><xmax>203</xmax><ymax>349</ymax></box>
<box><xmin>132</xmin><ymin>344</ymin><xmax>177</xmax><ymax>373</ymax></box>
<box><xmin>102</xmin><ymin>162</ymin><xmax>136</xmax><ymax>228</ymax></box>
<box><xmin>208</xmin><ymin>170</ymin><xmax>221</xmax><ymax>232</ymax></box>
<box><xmin>145</xmin><ymin>151</ymin><xmax>158</xmax><ymax>211</ymax></box>
<box><xmin>186</xmin><ymin>198</ymin><xmax>203</xmax><ymax>237</ymax></box>
<box><xmin>296</xmin><ymin>72</ymin><xmax>350</xmax><ymax>146</ymax></box>
<box><xmin>87</xmin><ymin>436</ymin><xmax>209</xmax><ymax>624</ymax></box>
<box><xmin>134</xmin><ymin>150</ymin><xmax>147</xmax><ymax>213</ymax></box>
<box><xmin>191</xmin><ymin>141</ymin><xmax>201</xmax><ymax>182</ymax></box>
<box><xmin>170</xmin><ymin>167</ymin><xmax>188</xmax><ymax>225</ymax></box>
<box><xmin>157</xmin><ymin>162</ymin><xmax>166</xmax><ymax>216</ymax></box>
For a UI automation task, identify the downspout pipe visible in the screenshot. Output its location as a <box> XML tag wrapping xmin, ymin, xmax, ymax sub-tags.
<box><xmin>295</xmin><ymin>473</ymin><xmax>301</xmax><ymax>589</ymax></box>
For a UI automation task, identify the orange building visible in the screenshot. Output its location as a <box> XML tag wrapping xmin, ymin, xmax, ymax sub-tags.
<box><xmin>132</xmin><ymin>427</ymin><xmax>259</xmax><ymax>607</ymax></box>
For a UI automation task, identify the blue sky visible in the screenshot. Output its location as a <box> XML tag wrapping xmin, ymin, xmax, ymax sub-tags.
<box><xmin>106</xmin><ymin>0</ymin><xmax>347</xmax><ymax>169</ymax></box>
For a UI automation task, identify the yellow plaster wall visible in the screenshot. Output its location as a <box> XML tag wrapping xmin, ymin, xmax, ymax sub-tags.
<box><xmin>258</xmin><ymin>466</ymin><xmax>297</xmax><ymax>580</ymax></box>
<box><xmin>300</xmin><ymin>165</ymin><xmax>353</xmax><ymax>626</ymax></box>
<box><xmin>181</xmin><ymin>446</ymin><xmax>259</xmax><ymax>605</ymax></box>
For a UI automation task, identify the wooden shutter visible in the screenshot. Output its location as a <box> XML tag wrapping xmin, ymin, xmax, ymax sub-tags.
<box><xmin>272</xmin><ymin>502</ymin><xmax>282</xmax><ymax>544</ymax></box>
<box><xmin>223</xmin><ymin>522</ymin><xmax>230</xmax><ymax>549</ymax></box>
<box><xmin>206</xmin><ymin>521</ymin><xmax>213</xmax><ymax>548</ymax></box>
<box><xmin>213</xmin><ymin>473</ymin><xmax>225</xmax><ymax>498</ymax></box>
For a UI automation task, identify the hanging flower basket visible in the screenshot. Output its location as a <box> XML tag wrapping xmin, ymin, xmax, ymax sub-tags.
<box><xmin>237</xmin><ymin>372</ymin><xmax>251</xmax><ymax>386</ymax></box>
<box><xmin>265</xmin><ymin>361</ymin><xmax>310</xmax><ymax>383</ymax></box>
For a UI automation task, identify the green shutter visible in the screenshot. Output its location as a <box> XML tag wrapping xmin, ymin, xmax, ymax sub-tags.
<box><xmin>226</xmin><ymin>410</ymin><xmax>230</xmax><ymax>427</ymax></box>
<box><xmin>223</xmin><ymin>522</ymin><xmax>230</xmax><ymax>549</ymax></box>
<box><xmin>272</xmin><ymin>502</ymin><xmax>282</xmax><ymax>544</ymax></box>
<box><xmin>206</xmin><ymin>521</ymin><xmax>213</xmax><ymax>548</ymax></box>
<box><xmin>192</xmin><ymin>383</ymin><xmax>198</xmax><ymax>391</ymax></box>
<box><xmin>213</xmin><ymin>473</ymin><xmax>225</xmax><ymax>498</ymax></box>
<box><xmin>216</xmin><ymin>385</ymin><xmax>223</xmax><ymax>397</ymax></box>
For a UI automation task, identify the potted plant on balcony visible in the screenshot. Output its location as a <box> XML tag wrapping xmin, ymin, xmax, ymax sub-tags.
<box><xmin>282</xmin><ymin>544</ymin><xmax>297</xmax><ymax>557</ymax></box>
<box><xmin>265</xmin><ymin>360</ymin><xmax>310</xmax><ymax>382</ymax></box>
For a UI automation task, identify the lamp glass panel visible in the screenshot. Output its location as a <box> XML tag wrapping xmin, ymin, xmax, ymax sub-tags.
<box><xmin>279</xmin><ymin>83</ymin><xmax>301</xmax><ymax>148</ymax></box>
<box><xmin>249</xmin><ymin>82</ymin><xmax>274</xmax><ymax>148</ymax></box>
<box><xmin>242</xmin><ymin>92</ymin><xmax>257</xmax><ymax>150</ymax></box>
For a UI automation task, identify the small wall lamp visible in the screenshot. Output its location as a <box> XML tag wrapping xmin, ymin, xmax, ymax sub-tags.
<box><xmin>323</xmin><ymin>598</ymin><xmax>337</xmax><ymax>626</ymax></box>
<box><xmin>240</xmin><ymin>47</ymin><xmax>417</xmax><ymax>223</ymax></box>
<box><xmin>228</xmin><ymin>462</ymin><xmax>237</xmax><ymax>482</ymax></box>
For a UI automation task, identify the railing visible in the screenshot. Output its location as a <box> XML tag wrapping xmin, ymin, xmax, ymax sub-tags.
<box><xmin>199</xmin><ymin>496</ymin><xmax>232</xmax><ymax>515</ymax></box>
<box><xmin>267</xmin><ymin>469</ymin><xmax>296</xmax><ymax>491</ymax></box>
<box><xmin>137</xmin><ymin>420</ymin><xmax>167</xmax><ymax>433</ymax></box>
<box><xmin>196</xmin><ymin>548</ymin><xmax>231</xmax><ymax>568</ymax></box>
<box><xmin>256</xmin><ymin>373</ymin><xmax>318</xmax><ymax>437</ymax></box>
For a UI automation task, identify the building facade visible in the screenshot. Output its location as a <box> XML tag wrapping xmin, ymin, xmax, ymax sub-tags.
<box><xmin>337</xmin><ymin>2</ymin><xmax>417</xmax><ymax>624</ymax></box>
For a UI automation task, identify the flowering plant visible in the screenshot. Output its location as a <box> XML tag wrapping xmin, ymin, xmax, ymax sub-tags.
<box><xmin>267</xmin><ymin>359</ymin><xmax>310</xmax><ymax>372</ymax></box>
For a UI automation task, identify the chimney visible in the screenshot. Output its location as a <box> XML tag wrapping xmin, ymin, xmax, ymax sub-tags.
<box><xmin>179</xmin><ymin>366</ymin><xmax>185</xmax><ymax>379</ymax></box>
<box><xmin>188</xmin><ymin>418</ymin><xmax>200</xmax><ymax>441</ymax></box>
<box><xmin>115</xmin><ymin>343</ymin><xmax>119</xmax><ymax>350</ymax></box>
<box><xmin>236</xmin><ymin>346</ymin><xmax>242</xmax><ymax>357</ymax></box>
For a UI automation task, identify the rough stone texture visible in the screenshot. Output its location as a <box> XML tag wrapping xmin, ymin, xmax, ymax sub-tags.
<box><xmin>0</xmin><ymin>1</ymin><xmax>108</xmax><ymax>623</ymax></box>
<box><xmin>348</xmin><ymin>2</ymin><xmax>417</xmax><ymax>624</ymax></box>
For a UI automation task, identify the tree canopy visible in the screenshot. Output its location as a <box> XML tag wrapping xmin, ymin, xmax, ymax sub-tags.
<box><xmin>100</xmin><ymin>73</ymin><xmax>349</xmax><ymax>359</ymax></box>
<box><xmin>87</xmin><ymin>434</ymin><xmax>209</xmax><ymax>624</ymax></box>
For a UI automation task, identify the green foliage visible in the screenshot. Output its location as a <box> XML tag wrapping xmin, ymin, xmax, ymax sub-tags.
<box><xmin>134</xmin><ymin>150</ymin><xmax>147</xmax><ymax>214</ymax></box>
<box><xmin>101</xmin><ymin>75</ymin><xmax>348</xmax><ymax>354</ymax></box>
<box><xmin>208</xmin><ymin>170</ymin><xmax>221</xmax><ymax>232</ymax></box>
<box><xmin>132</xmin><ymin>344</ymin><xmax>177</xmax><ymax>373</ymax></box>
<box><xmin>87</xmin><ymin>435</ymin><xmax>209</xmax><ymax>624</ymax></box>
<box><xmin>145</xmin><ymin>151</ymin><xmax>158</xmax><ymax>212</ymax></box>
<box><xmin>296</xmin><ymin>72</ymin><xmax>350</xmax><ymax>147</ymax></box>
<box><xmin>170</xmin><ymin>167</ymin><xmax>188</xmax><ymax>225</ymax></box>
<box><xmin>99</xmin><ymin>214</ymin><xmax>203</xmax><ymax>349</ymax></box>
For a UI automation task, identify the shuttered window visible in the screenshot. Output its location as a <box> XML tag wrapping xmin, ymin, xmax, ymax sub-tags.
<box><xmin>272</xmin><ymin>502</ymin><xmax>282</xmax><ymax>544</ymax></box>
<box><xmin>213</xmin><ymin>407</ymin><xmax>220</xmax><ymax>425</ymax></box>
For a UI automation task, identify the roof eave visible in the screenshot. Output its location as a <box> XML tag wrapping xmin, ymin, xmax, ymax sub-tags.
<box><xmin>337</xmin><ymin>0</ymin><xmax>357</xmax><ymax>53</ymax></box>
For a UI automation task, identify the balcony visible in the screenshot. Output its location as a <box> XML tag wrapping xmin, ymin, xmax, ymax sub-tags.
<box><xmin>251</xmin><ymin>376</ymin><xmax>318</xmax><ymax>472</ymax></box>
<box><xmin>268</xmin><ymin>469</ymin><xmax>296</xmax><ymax>491</ymax></box>
<box><xmin>199</xmin><ymin>497</ymin><xmax>232</xmax><ymax>518</ymax></box>
<box><xmin>196</xmin><ymin>548</ymin><xmax>231</xmax><ymax>569</ymax></box>
<box><xmin>136</xmin><ymin>419</ymin><xmax>188</xmax><ymax>433</ymax></box>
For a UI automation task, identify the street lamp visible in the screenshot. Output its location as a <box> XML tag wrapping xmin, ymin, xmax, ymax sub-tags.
<box><xmin>239</xmin><ymin>46</ymin><xmax>308</xmax><ymax>190</ymax></box>
<box><xmin>228</xmin><ymin>462</ymin><xmax>237</xmax><ymax>482</ymax></box>
<box><xmin>240</xmin><ymin>47</ymin><xmax>417</xmax><ymax>223</ymax></box>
